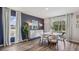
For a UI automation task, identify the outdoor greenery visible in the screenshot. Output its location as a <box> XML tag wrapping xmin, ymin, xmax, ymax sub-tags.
<box><xmin>52</xmin><ymin>21</ymin><xmax>65</xmax><ymax>32</ymax></box>
<box><xmin>23</xmin><ymin>23</ymin><xmax>29</xmax><ymax>35</ymax></box>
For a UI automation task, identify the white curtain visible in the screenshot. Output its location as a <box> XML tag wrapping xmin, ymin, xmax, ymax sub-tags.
<box><xmin>66</xmin><ymin>13</ymin><xmax>73</xmax><ymax>40</ymax></box>
<box><xmin>16</xmin><ymin>11</ymin><xmax>22</xmax><ymax>43</ymax></box>
<box><xmin>2</xmin><ymin>7</ymin><xmax>10</xmax><ymax>46</ymax></box>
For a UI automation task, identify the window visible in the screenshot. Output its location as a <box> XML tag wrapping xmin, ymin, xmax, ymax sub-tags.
<box><xmin>9</xmin><ymin>10</ymin><xmax>16</xmax><ymax>43</ymax></box>
<box><xmin>53</xmin><ymin>21</ymin><xmax>65</xmax><ymax>32</ymax></box>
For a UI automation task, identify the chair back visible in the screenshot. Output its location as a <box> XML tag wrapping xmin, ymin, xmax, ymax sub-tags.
<box><xmin>48</xmin><ymin>35</ymin><xmax>57</xmax><ymax>40</ymax></box>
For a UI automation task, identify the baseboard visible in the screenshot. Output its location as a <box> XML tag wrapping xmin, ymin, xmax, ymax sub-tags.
<box><xmin>19</xmin><ymin>39</ymin><xmax>28</xmax><ymax>43</ymax></box>
<box><xmin>29</xmin><ymin>37</ymin><xmax>41</xmax><ymax>41</ymax></box>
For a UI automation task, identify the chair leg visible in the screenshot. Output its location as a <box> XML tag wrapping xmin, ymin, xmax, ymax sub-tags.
<box><xmin>39</xmin><ymin>38</ymin><xmax>43</xmax><ymax>46</ymax></box>
<box><xmin>56</xmin><ymin>43</ymin><xmax>58</xmax><ymax>50</ymax></box>
<box><xmin>43</xmin><ymin>40</ymin><xmax>48</xmax><ymax>46</ymax></box>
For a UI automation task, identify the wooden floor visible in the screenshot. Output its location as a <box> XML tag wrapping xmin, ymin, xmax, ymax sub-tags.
<box><xmin>0</xmin><ymin>39</ymin><xmax>79</xmax><ymax>51</ymax></box>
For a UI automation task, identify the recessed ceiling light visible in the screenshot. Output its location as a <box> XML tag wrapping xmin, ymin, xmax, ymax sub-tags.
<box><xmin>45</xmin><ymin>8</ymin><xmax>48</xmax><ymax>10</ymax></box>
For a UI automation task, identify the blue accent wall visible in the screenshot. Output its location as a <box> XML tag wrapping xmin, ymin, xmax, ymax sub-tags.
<box><xmin>21</xmin><ymin>13</ymin><xmax>44</xmax><ymax>30</ymax></box>
<box><xmin>0</xmin><ymin>7</ymin><xmax>4</xmax><ymax>45</ymax></box>
<box><xmin>21</xmin><ymin>13</ymin><xmax>44</xmax><ymax>40</ymax></box>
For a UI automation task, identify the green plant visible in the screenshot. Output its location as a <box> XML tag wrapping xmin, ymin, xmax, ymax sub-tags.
<box><xmin>23</xmin><ymin>23</ymin><xmax>29</xmax><ymax>35</ymax></box>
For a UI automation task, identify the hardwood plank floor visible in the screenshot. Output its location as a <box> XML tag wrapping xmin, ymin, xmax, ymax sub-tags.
<box><xmin>0</xmin><ymin>39</ymin><xmax>79</xmax><ymax>51</ymax></box>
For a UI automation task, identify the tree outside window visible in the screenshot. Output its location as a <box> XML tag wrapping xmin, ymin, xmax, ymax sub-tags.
<box><xmin>52</xmin><ymin>21</ymin><xmax>65</xmax><ymax>32</ymax></box>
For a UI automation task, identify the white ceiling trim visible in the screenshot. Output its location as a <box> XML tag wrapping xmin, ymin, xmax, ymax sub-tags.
<box><xmin>9</xmin><ymin>7</ymin><xmax>79</xmax><ymax>18</ymax></box>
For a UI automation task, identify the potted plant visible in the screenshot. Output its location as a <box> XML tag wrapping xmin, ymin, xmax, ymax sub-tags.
<box><xmin>22</xmin><ymin>22</ymin><xmax>29</xmax><ymax>40</ymax></box>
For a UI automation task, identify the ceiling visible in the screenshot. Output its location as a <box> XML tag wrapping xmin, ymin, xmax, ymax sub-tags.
<box><xmin>9</xmin><ymin>7</ymin><xmax>79</xmax><ymax>18</ymax></box>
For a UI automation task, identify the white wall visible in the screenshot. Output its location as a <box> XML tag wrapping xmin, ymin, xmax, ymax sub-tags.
<box><xmin>44</xmin><ymin>18</ymin><xmax>51</xmax><ymax>32</ymax></box>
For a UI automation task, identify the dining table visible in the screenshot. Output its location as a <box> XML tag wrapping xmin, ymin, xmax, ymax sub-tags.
<box><xmin>40</xmin><ymin>32</ymin><xmax>63</xmax><ymax>45</ymax></box>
